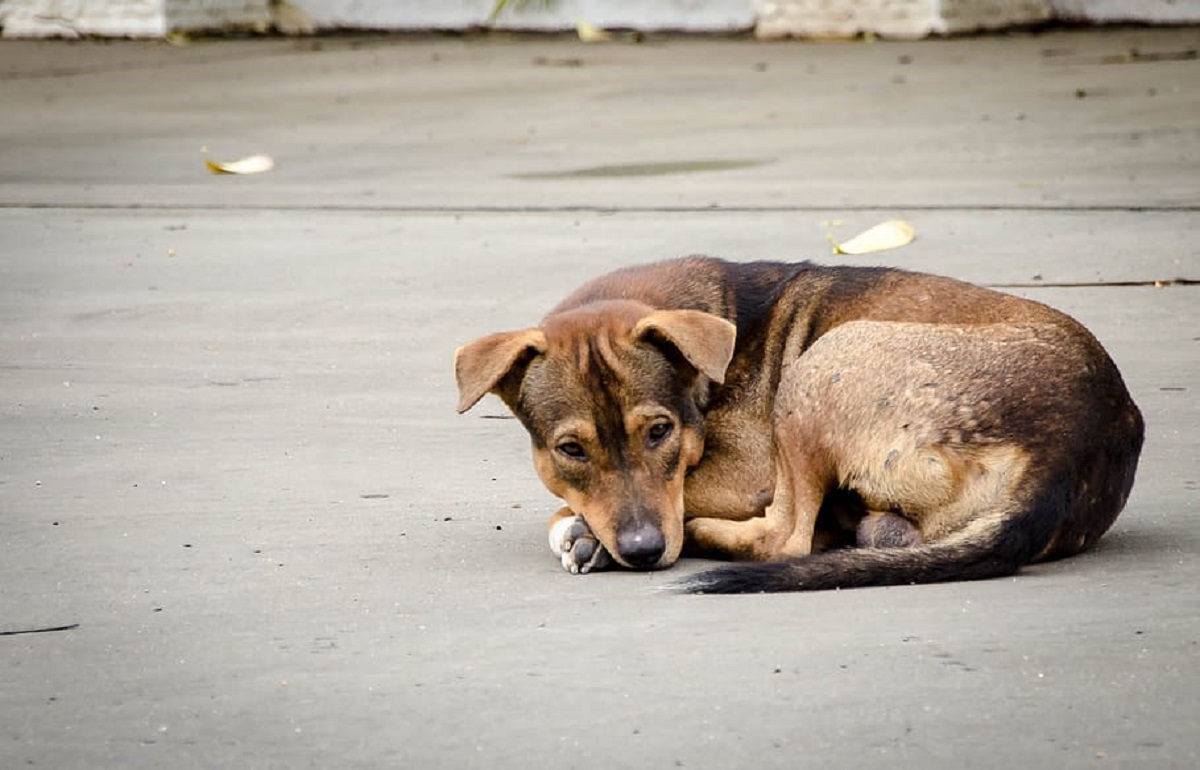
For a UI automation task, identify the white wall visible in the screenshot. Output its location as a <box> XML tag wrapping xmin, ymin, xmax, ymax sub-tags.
<box><xmin>0</xmin><ymin>0</ymin><xmax>270</xmax><ymax>37</ymax></box>
<box><xmin>300</xmin><ymin>1</ymin><xmax>756</xmax><ymax>31</ymax></box>
<box><xmin>756</xmin><ymin>0</ymin><xmax>1053</xmax><ymax>40</ymax></box>
<box><xmin>1</xmin><ymin>0</ymin><xmax>1197</xmax><ymax>38</ymax></box>
<box><xmin>1051</xmin><ymin>0</ymin><xmax>1200</xmax><ymax>23</ymax></box>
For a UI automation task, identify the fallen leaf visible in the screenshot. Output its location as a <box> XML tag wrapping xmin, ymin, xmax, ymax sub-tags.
<box><xmin>202</xmin><ymin>146</ymin><xmax>275</xmax><ymax>175</ymax></box>
<box><xmin>271</xmin><ymin>0</ymin><xmax>316</xmax><ymax>35</ymax></box>
<box><xmin>829</xmin><ymin>219</ymin><xmax>915</xmax><ymax>255</ymax></box>
<box><xmin>576</xmin><ymin>20</ymin><xmax>613</xmax><ymax>43</ymax></box>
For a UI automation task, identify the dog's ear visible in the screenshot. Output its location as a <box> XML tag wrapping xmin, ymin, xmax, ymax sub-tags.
<box><xmin>454</xmin><ymin>329</ymin><xmax>547</xmax><ymax>413</ymax></box>
<box><xmin>633</xmin><ymin>310</ymin><xmax>736</xmax><ymax>384</ymax></box>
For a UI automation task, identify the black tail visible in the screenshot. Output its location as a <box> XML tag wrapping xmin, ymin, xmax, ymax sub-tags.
<box><xmin>677</xmin><ymin>539</ymin><xmax>1020</xmax><ymax>594</ymax></box>
<box><xmin>677</xmin><ymin>475</ymin><xmax>1069</xmax><ymax>594</ymax></box>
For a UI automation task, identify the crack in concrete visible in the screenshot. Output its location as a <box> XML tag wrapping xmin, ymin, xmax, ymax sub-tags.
<box><xmin>0</xmin><ymin>623</ymin><xmax>81</xmax><ymax>637</ymax></box>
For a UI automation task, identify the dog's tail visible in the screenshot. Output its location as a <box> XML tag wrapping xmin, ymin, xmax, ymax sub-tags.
<box><xmin>676</xmin><ymin>475</ymin><xmax>1069</xmax><ymax>594</ymax></box>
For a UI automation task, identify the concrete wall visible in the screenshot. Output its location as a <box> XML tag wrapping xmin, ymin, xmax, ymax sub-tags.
<box><xmin>0</xmin><ymin>0</ymin><xmax>270</xmax><ymax>37</ymax></box>
<box><xmin>302</xmin><ymin>1</ymin><xmax>756</xmax><ymax>32</ymax></box>
<box><xmin>1052</xmin><ymin>0</ymin><xmax>1200</xmax><ymax>24</ymax></box>
<box><xmin>756</xmin><ymin>0</ymin><xmax>1053</xmax><ymax>39</ymax></box>
<box><xmin>1</xmin><ymin>0</ymin><xmax>1197</xmax><ymax>38</ymax></box>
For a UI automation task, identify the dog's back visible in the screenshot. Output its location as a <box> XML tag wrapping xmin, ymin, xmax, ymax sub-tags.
<box><xmin>681</xmin><ymin>318</ymin><xmax>1143</xmax><ymax>593</ymax></box>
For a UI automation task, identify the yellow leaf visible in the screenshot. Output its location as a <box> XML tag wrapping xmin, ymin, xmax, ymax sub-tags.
<box><xmin>201</xmin><ymin>146</ymin><xmax>275</xmax><ymax>175</ymax></box>
<box><xmin>576</xmin><ymin>19</ymin><xmax>613</xmax><ymax>43</ymax></box>
<box><xmin>830</xmin><ymin>219</ymin><xmax>915</xmax><ymax>255</ymax></box>
<box><xmin>271</xmin><ymin>0</ymin><xmax>315</xmax><ymax>35</ymax></box>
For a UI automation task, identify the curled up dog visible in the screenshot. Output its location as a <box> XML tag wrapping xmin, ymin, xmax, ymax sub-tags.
<box><xmin>454</xmin><ymin>257</ymin><xmax>1144</xmax><ymax>593</ymax></box>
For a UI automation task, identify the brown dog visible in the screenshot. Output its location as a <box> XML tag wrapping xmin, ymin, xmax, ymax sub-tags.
<box><xmin>454</xmin><ymin>257</ymin><xmax>1143</xmax><ymax>593</ymax></box>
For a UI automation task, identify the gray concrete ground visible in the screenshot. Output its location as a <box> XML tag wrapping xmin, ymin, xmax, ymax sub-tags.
<box><xmin>1</xmin><ymin>26</ymin><xmax>1198</xmax><ymax>770</ymax></box>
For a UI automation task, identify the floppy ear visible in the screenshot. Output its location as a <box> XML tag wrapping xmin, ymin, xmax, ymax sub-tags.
<box><xmin>454</xmin><ymin>329</ymin><xmax>547</xmax><ymax>413</ymax></box>
<box><xmin>633</xmin><ymin>310</ymin><xmax>736</xmax><ymax>384</ymax></box>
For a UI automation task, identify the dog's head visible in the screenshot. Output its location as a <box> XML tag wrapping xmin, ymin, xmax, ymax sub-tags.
<box><xmin>455</xmin><ymin>300</ymin><xmax>736</xmax><ymax>569</ymax></box>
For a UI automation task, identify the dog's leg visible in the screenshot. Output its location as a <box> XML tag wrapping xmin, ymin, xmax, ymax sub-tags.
<box><xmin>684</xmin><ymin>448</ymin><xmax>826</xmax><ymax>561</ymax></box>
<box><xmin>857</xmin><ymin>512</ymin><xmax>923</xmax><ymax>549</ymax></box>
<box><xmin>685</xmin><ymin>515</ymin><xmax>774</xmax><ymax>561</ymax></box>
<box><xmin>548</xmin><ymin>507</ymin><xmax>611</xmax><ymax>575</ymax></box>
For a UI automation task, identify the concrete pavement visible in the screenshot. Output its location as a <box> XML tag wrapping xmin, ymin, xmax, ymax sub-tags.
<box><xmin>1</xmin><ymin>27</ymin><xmax>1198</xmax><ymax>769</ymax></box>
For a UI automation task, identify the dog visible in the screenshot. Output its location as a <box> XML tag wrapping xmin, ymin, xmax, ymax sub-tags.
<box><xmin>454</xmin><ymin>257</ymin><xmax>1143</xmax><ymax>593</ymax></box>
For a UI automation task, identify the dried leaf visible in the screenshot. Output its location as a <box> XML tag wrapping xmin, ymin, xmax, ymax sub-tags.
<box><xmin>576</xmin><ymin>20</ymin><xmax>613</xmax><ymax>43</ymax></box>
<box><xmin>271</xmin><ymin>0</ymin><xmax>316</xmax><ymax>35</ymax></box>
<box><xmin>202</xmin><ymin>147</ymin><xmax>274</xmax><ymax>175</ymax></box>
<box><xmin>829</xmin><ymin>219</ymin><xmax>915</xmax><ymax>256</ymax></box>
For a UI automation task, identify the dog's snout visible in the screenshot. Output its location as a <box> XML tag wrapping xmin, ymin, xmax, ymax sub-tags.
<box><xmin>615</xmin><ymin>519</ymin><xmax>666</xmax><ymax>569</ymax></box>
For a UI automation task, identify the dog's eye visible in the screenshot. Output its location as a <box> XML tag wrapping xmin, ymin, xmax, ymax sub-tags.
<box><xmin>647</xmin><ymin>421</ymin><xmax>673</xmax><ymax>447</ymax></box>
<box><xmin>556</xmin><ymin>442</ymin><xmax>587</xmax><ymax>461</ymax></box>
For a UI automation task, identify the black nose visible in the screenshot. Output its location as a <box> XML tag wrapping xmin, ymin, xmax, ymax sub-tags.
<box><xmin>615</xmin><ymin>520</ymin><xmax>666</xmax><ymax>569</ymax></box>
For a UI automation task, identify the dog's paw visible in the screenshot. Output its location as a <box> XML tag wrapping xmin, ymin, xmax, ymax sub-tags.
<box><xmin>549</xmin><ymin>515</ymin><xmax>611</xmax><ymax>575</ymax></box>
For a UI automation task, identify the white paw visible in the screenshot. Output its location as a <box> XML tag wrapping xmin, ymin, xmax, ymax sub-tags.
<box><xmin>549</xmin><ymin>515</ymin><xmax>611</xmax><ymax>575</ymax></box>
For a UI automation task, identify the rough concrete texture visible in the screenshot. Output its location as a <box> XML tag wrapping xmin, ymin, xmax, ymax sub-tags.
<box><xmin>1</xmin><ymin>27</ymin><xmax>1198</xmax><ymax>770</ymax></box>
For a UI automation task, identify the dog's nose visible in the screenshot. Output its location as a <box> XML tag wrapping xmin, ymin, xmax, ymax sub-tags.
<box><xmin>615</xmin><ymin>520</ymin><xmax>666</xmax><ymax>569</ymax></box>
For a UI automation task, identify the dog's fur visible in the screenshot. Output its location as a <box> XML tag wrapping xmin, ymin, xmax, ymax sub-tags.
<box><xmin>455</xmin><ymin>257</ymin><xmax>1143</xmax><ymax>593</ymax></box>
